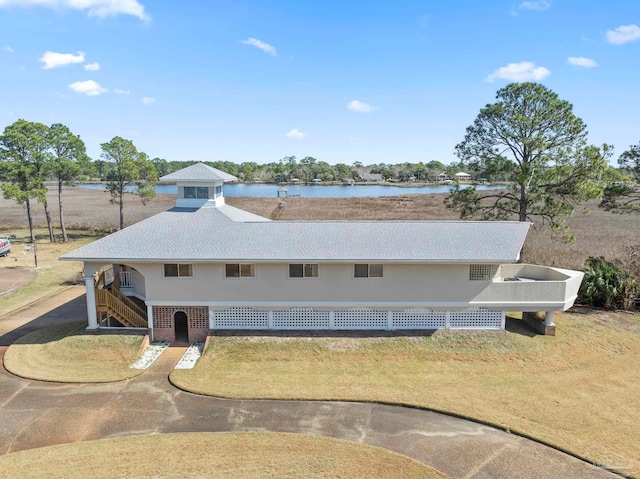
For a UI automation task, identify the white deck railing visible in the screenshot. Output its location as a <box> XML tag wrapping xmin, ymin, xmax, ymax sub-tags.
<box><xmin>120</xmin><ymin>271</ymin><xmax>134</xmax><ymax>288</ymax></box>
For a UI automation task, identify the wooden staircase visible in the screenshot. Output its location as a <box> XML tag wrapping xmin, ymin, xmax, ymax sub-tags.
<box><xmin>95</xmin><ymin>270</ymin><xmax>148</xmax><ymax>328</ymax></box>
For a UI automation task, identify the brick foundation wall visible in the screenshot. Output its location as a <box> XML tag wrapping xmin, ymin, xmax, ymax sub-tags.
<box><xmin>152</xmin><ymin>306</ymin><xmax>209</xmax><ymax>343</ymax></box>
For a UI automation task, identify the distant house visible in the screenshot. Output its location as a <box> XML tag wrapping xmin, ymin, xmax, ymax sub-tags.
<box><xmin>312</xmin><ymin>179</ymin><xmax>322</xmax><ymax>185</ymax></box>
<box><xmin>455</xmin><ymin>172</ymin><xmax>472</xmax><ymax>181</ymax></box>
<box><xmin>358</xmin><ymin>172</ymin><xmax>384</xmax><ymax>182</ymax></box>
<box><xmin>342</xmin><ymin>177</ymin><xmax>354</xmax><ymax>185</ymax></box>
<box><xmin>61</xmin><ymin>163</ymin><xmax>583</xmax><ymax>343</ymax></box>
<box><xmin>435</xmin><ymin>172</ymin><xmax>449</xmax><ymax>182</ymax></box>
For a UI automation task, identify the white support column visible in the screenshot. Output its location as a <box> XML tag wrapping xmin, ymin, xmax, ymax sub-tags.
<box><xmin>544</xmin><ymin>311</ymin><xmax>555</xmax><ymax>326</ymax></box>
<box><xmin>147</xmin><ymin>304</ymin><xmax>154</xmax><ymax>341</ymax></box>
<box><xmin>500</xmin><ymin>312</ymin><xmax>506</xmax><ymax>330</ymax></box>
<box><xmin>84</xmin><ymin>275</ymin><xmax>98</xmax><ymax>330</ymax></box>
<box><xmin>329</xmin><ymin>311</ymin><xmax>335</xmax><ymax>330</ymax></box>
<box><xmin>445</xmin><ymin>311</ymin><xmax>451</xmax><ymax>330</ymax></box>
<box><xmin>209</xmin><ymin>308</ymin><xmax>214</xmax><ymax>331</ymax></box>
<box><xmin>268</xmin><ymin>311</ymin><xmax>274</xmax><ymax>329</ymax></box>
<box><xmin>387</xmin><ymin>311</ymin><xmax>393</xmax><ymax>331</ymax></box>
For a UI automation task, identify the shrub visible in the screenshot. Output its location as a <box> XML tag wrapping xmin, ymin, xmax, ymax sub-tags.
<box><xmin>579</xmin><ymin>256</ymin><xmax>639</xmax><ymax>310</ymax></box>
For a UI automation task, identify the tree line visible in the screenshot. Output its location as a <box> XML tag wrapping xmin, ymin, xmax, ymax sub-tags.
<box><xmin>1</xmin><ymin>82</ymin><xmax>639</xmax><ymax>242</ymax></box>
<box><xmin>0</xmin><ymin>121</ymin><xmax>156</xmax><ymax>239</ymax></box>
<box><xmin>107</xmin><ymin>157</ymin><xmax>484</xmax><ymax>185</ymax></box>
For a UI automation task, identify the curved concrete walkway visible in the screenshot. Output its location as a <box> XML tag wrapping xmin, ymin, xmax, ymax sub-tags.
<box><xmin>0</xmin><ymin>288</ymin><xmax>621</xmax><ymax>479</ymax></box>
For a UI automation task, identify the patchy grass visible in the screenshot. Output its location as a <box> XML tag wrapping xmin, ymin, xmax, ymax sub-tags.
<box><xmin>0</xmin><ymin>432</ymin><xmax>446</xmax><ymax>479</ymax></box>
<box><xmin>0</xmin><ymin>229</ymin><xmax>102</xmax><ymax>318</ymax></box>
<box><xmin>3</xmin><ymin>322</ymin><xmax>143</xmax><ymax>382</ymax></box>
<box><xmin>172</xmin><ymin>311</ymin><xmax>640</xmax><ymax>477</ymax></box>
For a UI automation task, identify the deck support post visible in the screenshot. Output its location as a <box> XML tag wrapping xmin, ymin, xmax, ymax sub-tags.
<box><xmin>147</xmin><ymin>304</ymin><xmax>154</xmax><ymax>341</ymax></box>
<box><xmin>544</xmin><ymin>311</ymin><xmax>554</xmax><ymax>327</ymax></box>
<box><xmin>84</xmin><ymin>275</ymin><xmax>98</xmax><ymax>330</ymax></box>
<box><xmin>522</xmin><ymin>311</ymin><xmax>556</xmax><ymax>336</ymax></box>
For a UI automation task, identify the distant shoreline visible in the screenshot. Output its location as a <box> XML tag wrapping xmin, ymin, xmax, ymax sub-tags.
<box><xmin>53</xmin><ymin>180</ymin><xmax>501</xmax><ymax>188</ymax></box>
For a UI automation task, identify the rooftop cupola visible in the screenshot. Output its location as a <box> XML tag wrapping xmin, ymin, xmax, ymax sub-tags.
<box><xmin>158</xmin><ymin>163</ymin><xmax>237</xmax><ymax>208</ymax></box>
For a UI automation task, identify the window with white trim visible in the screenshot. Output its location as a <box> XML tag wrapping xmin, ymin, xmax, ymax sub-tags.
<box><xmin>469</xmin><ymin>264</ymin><xmax>498</xmax><ymax>281</ymax></box>
<box><xmin>289</xmin><ymin>263</ymin><xmax>318</xmax><ymax>278</ymax></box>
<box><xmin>164</xmin><ymin>264</ymin><xmax>193</xmax><ymax>278</ymax></box>
<box><xmin>183</xmin><ymin>186</ymin><xmax>209</xmax><ymax>199</ymax></box>
<box><xmin>226</xmin><ymin>264</ymin><xmax>255</xmax><ymax>278</ymax></box>
<box><xmin>215</xmin><ymin>185</ymin><xmax>222</xmax><ymax>197</ymax></box>
<box><xmin>354</xmin><ymin>264</ymin><xmax>383</xmax><ymax>278</ymax></box>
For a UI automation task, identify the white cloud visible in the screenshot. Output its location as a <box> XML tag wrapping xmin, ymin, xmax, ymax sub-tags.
<box><xmin>84</xmin><ymin>62</ymin><xmax>100</xmax><ymax>71</ymax></box>
<box><xmin>68</xmin><ymin>80</ymin><xmax>107</xmax><ymax>96</ymax></box>
<box><xmin>518</xmin><ymin>1</ymin><xmax>551</xmax><ymax>11</ymax></box>
<box><xmin>114</xmin><ymin>89</ymin><xmax>131</xmax><ymax>95</ymax></box>
<box><xmin>347</xmin><ymin>100</ymin><xmax>377</xmax><ymax>113</ymax></box>
<box><xmin>487</xmin><ymin>61</ymin><xmax>550</xmax><ymax>82</ymax></box>
<box><xmin>0</xmin><ymin>0</ymin><xmax>148</xmax><ymax>20</ymax></box>
<box><xmin>142</xmin><ymin>96</ymin><xmax>156</xmax><ymax>105</ymax></box>
<box><xmin>285</xmin><ymin>128</ymin><xmax>305</xmax><ymax>139</ymax></box>
<box><xmin>242</xmin><ymin>38</ymin><xmax>277</xmax><ymax>56</ymax></box>
<box><xmin>39</xmin><ymin>50</ymin><xmax>85</xmax><ymax>69</ymax></box>
<box><xmin>567</xmin><ymin>56</ymin><xmax>598</xmax><ymax>68</ymax></box>
<box><xmin>1</xmin><ymin>45</ymin><xmax>14</xmax><ymax>53</ymax></box>
<box><xmin>606</xmin><ymin>24</ymin><xmax>640</xmax><ymax>45</ymax></box>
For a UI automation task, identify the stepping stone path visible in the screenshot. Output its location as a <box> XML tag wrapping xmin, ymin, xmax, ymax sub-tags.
<box><xmin>175</xmin><ymin>342</ymin><xmax>204</xmax><ymax>369</ymax></box>
<box><xmin>131</xmin><ymin>341</ymin><xmax>170</xmax><ymax>369</ymax></box>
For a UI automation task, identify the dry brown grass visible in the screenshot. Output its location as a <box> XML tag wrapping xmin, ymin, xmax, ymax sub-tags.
<box><xmin>3</xmin><ymin>322</ymin><xmax>143</xmax><ymax>382</ymax></box>
<box><xmin>0</xmin><ymin>432</ymin><xmax>446</xmax><ymax>479</ymax></box>
<box><xmin>0</xmin><ymin>229</ymin><xmax>103</xmax><ymax>317</ymax></box>
<box><xmin>0</xmin><ymin>187</ymin><xmax>174</xmax><ymax>234</ymax></box>
<box><xmin>3</xmin><ymin>187</ymin><xmax>634</xmax><ymax>271</ymax></box>
<box><xmin>172</xmin><ymin>311</ymin><xmax>640</xmax><ymax>477</ymax></box>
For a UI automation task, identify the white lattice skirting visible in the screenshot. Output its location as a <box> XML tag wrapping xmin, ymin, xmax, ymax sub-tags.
<box><xmin>210</xmin><ymin>307</ymin><xmax>504</xmax><ymax>330</ymax></box>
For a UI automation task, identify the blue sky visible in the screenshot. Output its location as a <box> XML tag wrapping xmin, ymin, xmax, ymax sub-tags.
<box><xmin>0</xmin><ymin>0</ymin><xmax>638</xmax><ymax>165</ymax></box>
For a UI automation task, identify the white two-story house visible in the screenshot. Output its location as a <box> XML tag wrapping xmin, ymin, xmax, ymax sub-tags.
<box><xmin>61</xmin><ymin>163</ymin><xmax>583</xmax><ymax>343</ymax></box>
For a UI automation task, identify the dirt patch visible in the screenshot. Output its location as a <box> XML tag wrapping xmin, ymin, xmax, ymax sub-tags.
<box><xmin>0</xmin><ymin>267</ymin><xmax>36</xmax><ymax>296</ymax></box>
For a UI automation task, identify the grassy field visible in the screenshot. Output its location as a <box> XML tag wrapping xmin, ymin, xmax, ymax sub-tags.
<box><xmin>0</xmin><ymin>432</ymin><xmax>446</xmax><ymax>479</ymax></box>
<box><xmin>172</xmin><ymin>311</ymin><xmax>640</xmax><ymax>477</ymax></box>
<box><xmin>1</xmin><ymin>186</ymin><xmax>638</xmax><ymax>271</ymax></box>
<box><xmin>3</xmin><ymin>322</ymin><xmax>143</xmax><ymax>382</ymax></box>
<box><xmin>0</xmin><ymin>229</ymin><xmax>102</xmax><ymax>318</ymax></box>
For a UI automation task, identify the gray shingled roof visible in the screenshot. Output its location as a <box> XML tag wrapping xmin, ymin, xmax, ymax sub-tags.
<box><xmin>159</xmin><ymin>163</ymin><xmax>237</xmax><ymax>183</ymax></box>
<box><xmin>61</xmin><ymin>204</ymin><xmax>531</xmax><ymax>263</ymax></box>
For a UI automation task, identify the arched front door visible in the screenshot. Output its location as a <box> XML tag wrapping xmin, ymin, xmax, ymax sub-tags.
<box><xmin>174</xmin><ymin>311</ymin><xmax>188</xmax><ymax>344</ymax></box>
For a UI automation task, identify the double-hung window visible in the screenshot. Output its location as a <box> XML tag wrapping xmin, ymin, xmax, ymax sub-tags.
<box><xmin>354</xmin><ymin>264</ymin><xmax>383</xmax><ymax>278</ymax></box>
<box><xmin>289</xmin><ymin>264</ymin><xmax>318</xmax><ymax>278</ymax></box>
<box><xmin>164</xmin><ymin>264</ymin><xmax>193</xmax><ymax>278</ymax></box>
<box><xmin>225</xmin><ymin>264</ymin><xmax>255</xmax><ymax>278</ymax></box>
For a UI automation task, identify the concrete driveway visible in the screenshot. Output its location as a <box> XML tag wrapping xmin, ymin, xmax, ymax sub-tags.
<box><xmin>0</xmin><ymin>288</ymin><xmax>621</xmax><ymax>479</ymax></box>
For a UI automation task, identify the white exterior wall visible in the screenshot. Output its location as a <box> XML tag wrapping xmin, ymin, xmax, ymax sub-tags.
<box><xmin>134</xmin><ymin>263</ymin><xmax>481</xmax><ymax>305</ymax></box>
<box><xmin>130</xmin><ymin>268</ymin><xmax>146</xmax><ymax>299</ymax></box>
<box><xmin>130</xmin><ymin>262</ymin><xmax>581</xmax><ymax>311</ymax></box>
